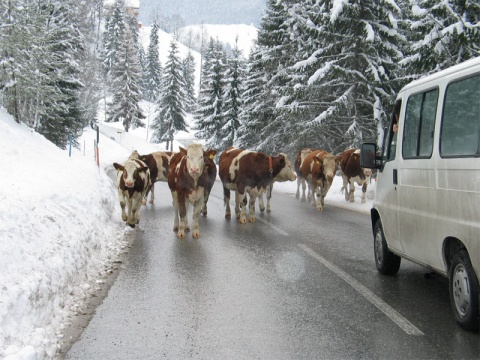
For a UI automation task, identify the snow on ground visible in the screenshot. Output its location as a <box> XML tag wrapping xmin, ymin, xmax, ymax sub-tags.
<box><xmin>0</xmin><ymin>106</ymin><xmax>374</xmax><ymax>359</ymax></box>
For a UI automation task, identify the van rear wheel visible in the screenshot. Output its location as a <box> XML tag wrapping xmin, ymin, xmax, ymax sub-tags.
<box><xmin>449</xmin><ymin>249</ymin><xmax>479</xmax><ymax>332</ymax></box>
<box><xmin>374</xmin><ymin>220</ymin><xmax>401</xmax><ymax>275</ymax></box>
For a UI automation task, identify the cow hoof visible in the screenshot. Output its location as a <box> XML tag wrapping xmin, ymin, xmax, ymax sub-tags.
<box><xmin>128</xmin><ymin>223</ymin><xmax>135</xmax><ymax>228</ymax></box>
<box><xmin>177</xmin><ymin>232</ymin><xmax>185</xmax><ymax>239</ymax></box>
<box><xmin>239</xmin><ymin>217</ymin><xmax>247</xmax><ymax>224</ymax></box>
<box><xmin>122</xmin><ymin>215</ymin><xmax>128</xmax><ymax>221</ymax></box>
<box><xmin>185</xmin><ymin>227</ymin><xmax>190</xmax><ymax>232</ymax></box>
<box><xmin>149</xmin><ymin>199</ymin><xmax>154</xmax><ymax>204</ymax></box>
<box><xmin>225</xmin><ymin>214</ymin><xmax>231</xmax><ymax>220</ymax></box>
<box><xmin>192</xmin><ymin>231</ymin><xmax>200</xmax><ymax>238</ymax></box>
<box><xmin>173</xmin><ymin>226</ymin><xmax>178</xmax><ymax>232</ymax></box>
<box><xmin>249</xmin><ymin>217</ymin><xmax>255</xmax><ymax>222</ymax></box>
<box><xmin>141</xmin><ymin>200</ymin><xmax>146</xmax><ymax>205</ymax></box>
<box><xmin>267</xmin><ymin>209</ymin><xmax>271</xmax><ymax>213</ymax></box>
<box><xmin>260</xmin><ymin>207</ymin><xmax>265</xmax><ymax>213</ymax></box>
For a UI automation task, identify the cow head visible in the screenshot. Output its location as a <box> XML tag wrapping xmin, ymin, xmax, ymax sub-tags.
<box><xmin>186</xmin><ymin>144</ymin><xmax>205</xmax><ymax>179</ymax></box>
<box><xmin>114</xmin><ymin>160</ymin><xmax>149</xmax><ymax>188</ymax></box>
<box><xmin>274</xmin><ymin>153</ymin><xmax>297</xmax><ymax>182</ymax></box>
<box><xmin>314</xmin><ymin>153</ymin><xmax>337</xmax><ymax>184</ymax></box>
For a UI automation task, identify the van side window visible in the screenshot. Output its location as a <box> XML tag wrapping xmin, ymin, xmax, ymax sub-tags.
<box><xmin>403</xmin><ymin>89</ymin><xmax>438</xmax><ymax>159</ymax></box>
<box><xmin>440</xmin><ymin>74</ymin><xmax>480</xmax><ymax>157</ymax></box>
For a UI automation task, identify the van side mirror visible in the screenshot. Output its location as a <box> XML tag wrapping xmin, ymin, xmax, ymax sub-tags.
<box><xmin>360</xmin><ymin>143</ymin><xmax>379</xmax><ymax>169</ymax></box>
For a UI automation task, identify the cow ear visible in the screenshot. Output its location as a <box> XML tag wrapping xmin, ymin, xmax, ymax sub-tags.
<box><xmin>313</xmin><ymin>156</ymin><xmax>322</xmax><ymax>165</ymax></box>
<box><xmin>207</xmin><ymin>149</ymin><xmax>217</xmax><ymax>159</ymax></box>
<box><xmin>113</xmin><ymin>163</ymin><xmax>124</xmax><ymax>171</ymax></box>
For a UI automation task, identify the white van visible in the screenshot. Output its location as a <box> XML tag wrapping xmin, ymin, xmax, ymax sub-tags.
<box><xmin>361</xmin><ymin>57</ymin><xmax>480</xmax><ymax>332</ymax></box>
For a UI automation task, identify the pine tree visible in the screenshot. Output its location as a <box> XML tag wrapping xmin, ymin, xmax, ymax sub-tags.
<box><xmin>107</xmin><ymin>12</ymin><xmax>145</xmax><ymax>132</ymax></box>
<box><xmin>182</xmin><ymin>51</ymin><xmax>197</xmax><ymax>113</ymax></box>
<box><xmin>151</xmin><ymin>39</ymin><xmax>187</xmax><ymax>150</ymax></box>
<box><xmin>404</xmin><ymin>0</ymin><xmax>480</xmax><ymax>76</ymax></box>
<box><xmin>102</xmin><ymin>0</ymin><xmax>125</xmax><ymax>77</ymax></box>
<box><xmin>281</xmin><ymin>0</ymin><xmax>405</xmax><ymax>152</ymax></box>
<box><xmin>36</xmin><ymin>0</ymin><xmax>88</xmax><ymax>149</ymax></box>
<box><xmin>194</xmin><ymin>38</ymin><xmax>226</xmax><ymax>148</ymax></box>
<box><xmin>144</xmin><ymin>21</ymin><xmax>163</xmax><ymax>101</ymax></box>
<box><xmin>220</xmin><ymin>39</ymin><xmax>245</xmax><ymax>149</ymax></box>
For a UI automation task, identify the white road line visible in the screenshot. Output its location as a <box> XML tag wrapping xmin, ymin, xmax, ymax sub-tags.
<box><xmin>255</xmin><ymin>216</ymin><xmax>289</xmax><ymax>236</ymax></box>
<box><xmin>299</xmin><ymin>243</ymin><xmax>424</xmax><ymax>336</ymax></box>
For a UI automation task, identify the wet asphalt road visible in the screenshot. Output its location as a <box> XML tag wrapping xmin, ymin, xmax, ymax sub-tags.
<box><xmin>65</xmin><ymin>181</ymin><xmax>479</xmax><ymax>359</ymax></box>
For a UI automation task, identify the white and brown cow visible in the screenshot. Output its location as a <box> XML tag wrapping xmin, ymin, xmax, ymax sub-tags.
<box><xmin>168</xmin><ymin>144</ymin><xmax>215</xmax><ymax>238</ymax></box>
<box><xmin>337</xmin><ymin>148</ymin><xmax>372</xmax><ymax>204</ymax></box>
<box><xmin>219</xmin><ymin>147</ymin><xmax>294</xmax><ymax>223</ymax></box>
<box><xmin>113</xmin><ymin>158</ymin><xmax>151</xmax><ymax>228</ymax></box>
<box><xmin>130</xmin><ymin>150</ymin><xmax>174</xmax><ymax>204</ymax></box>
<box><xmin>300</xmin><ymin>150</ymin><xmax>338</xmax><ymax>211</ymax></box>
<box><xmin>294</xmin><ymin>148</ymin><xmax>313</xmax><ymax>202</ymax></box>
<box><xmin>257</xmin><ymin>152</ymin><xmax>296</xmax><ymax>213</ymax></box>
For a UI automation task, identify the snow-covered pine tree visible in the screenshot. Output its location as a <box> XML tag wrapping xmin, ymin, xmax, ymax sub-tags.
<box><xmin>220</xmin><ymin>38</ymin><xmax>246</xmax><ymax>149</ymax></box>
<box><xmin>107</xmin><ymin>11</ymin><xmax>145</xmax><ymax>132</ymax></box>
<box><xmin>144</xmin><ymin>21</ymin><xmax>163</xmax><ymax>102</ymax></box>
<box><xmin>150</xmin><ymin>39</ymin><xmax>187</xmax><ymax>150</ymax></box>
<box><xmin>237</xmin><ymin>46</ymin><xmax>270</xmax><ymax>150</ymax></box>
<box><xmin>182</xmin><ymin>51</ymin><xmax>197</xmax><ymax>113</ymax></box>
<box><xmin>404</xmin><ymin>0</ymin><xmax>480</xmax><ymax>76</ymax></box>
<box><xmin>194</xmin><ymin>38</ymin><xmax>226</xmax><ymax>148</ymax></box>
<box><xmin>284</xmin><ymin>0</ymin><xmax>405</xmax><ymax>152</ymax></box>
<box><xmin>102</xmin><ymin>0</ymin><xmax>126</xmax><ymax>78</ymax></box>
<box><xmin>238</xmin><ymin>0</ymin><xmax>298</xmax><ymax>154</ymax></box>
<box><xmin>34</xmin><ymin>0</ymin><xmax>87</xmax><ymax>149</ymax></box>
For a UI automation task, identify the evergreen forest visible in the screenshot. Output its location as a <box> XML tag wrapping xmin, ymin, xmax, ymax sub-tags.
<box><xmin>1</xmin><ymin>0</ymin><xmax>479</xmax><ymax>158</ymax></box>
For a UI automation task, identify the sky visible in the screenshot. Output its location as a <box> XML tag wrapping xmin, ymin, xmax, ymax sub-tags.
<box><xmin>137</xmin><ymin>0</ymin><xmax>266</xmax><ymax>27</ymax></box>
<box><xmin>0</xmin><ymin>21</ymin><xmax>375</xmax><ymax>360</ymax></box>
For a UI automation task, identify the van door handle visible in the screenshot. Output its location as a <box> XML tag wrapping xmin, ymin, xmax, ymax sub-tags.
<box><xmin>393</xmin><ymin>169</ymin><xmax>398</xmax><ymax>185</ymax></box>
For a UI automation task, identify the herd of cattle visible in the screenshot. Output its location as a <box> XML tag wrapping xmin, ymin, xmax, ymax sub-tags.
<box><xmin>112</xmin><ymin>145</ymin><xmax>372</xmax><ymax>238</ymax></box>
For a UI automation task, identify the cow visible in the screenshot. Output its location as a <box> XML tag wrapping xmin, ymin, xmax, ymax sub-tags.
<box><xmin>256</xmin><ymin>153</ymin><xmax>297</xmax><ymax>213</ymax></box>
<box><xmin>128</xmin><ymin>150</ymin><xmax>174</xmax><ymax>204</ymax></box>
<box><xmin>113</xmin><ymin>158</ymin><xmax>151</xmax><ymax>228</ymax></box>
<box><xmin>336</xmin><ymin>148</ymin><xmax>372</xmax><ymax>203</ymax></box>
<box><xmin>167</xmin><ymin>144</ymin><xmax>214</xmax><ymax>238</ymax></box>
<box><xmin>294</xmin><ymin>148</ymin><xmax>313</xmax><ymax>202</ymax></box>
<box><xmin>219</xmin><ymin>147</ymin><xmax>295</xmax><ymax>224</ymax></box>
<box><xmin>300</xmin><ymin>150</ymin><xmax>338</xmax><ymax>211</ymax></box>
<box><xmin>201</xmin><ymin>149</ymin><xmax>218</xmax><ymax>216</ymax></box>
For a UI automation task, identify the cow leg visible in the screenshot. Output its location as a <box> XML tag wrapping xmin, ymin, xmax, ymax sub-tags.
<box><xmin>342</xmin><ymin>175</ymin><xmax>350</xmax><ymax>202</ymax></box>
<box><xmin>247</xmin><ymin>190</ymin><xmax>258</xmax><ymax>222</ymax></box>
<box><xmin>149</xmin><ymin>183</ymin><xmax>155</xmax><ymax>204</ymax></box>
<box><xmin>348</xmin><ymin>179</ymin><xmax>355</xmax><ymax>202</ymax></box>
<box><xmin>201</xmin><ymin>190</ymin><xmax>209</xmax><ymax>216</ymax></box>
<box><xmin>361</xmin><ymin>182</ymin><xmax>368</xmax><ymax>204</ymax></box>
<box><xmin>301</xmin><ymin>179</ymin><xmax>307</xmax><ymax>202</ymax></box>
<box><xmin>126</xmin><ymin>198</ymin><xmax>136</xmax><ymax>227</ymax></box>
<box><xmin>266</xmin><ymin>192</ymin><xmax>271</xmax><ymax>213</ymax></box>
<box><xmin>237</xmin><ymin>191</ymin><xmax>248</xmax><ymax>224</ymax></box>
<box><xmin>315</xmin><ymin>187</ymin><xmax>324</xmax><ymax>211</ymax></box>
<box><xmin>184</xmin><ymin>201</ymin><xmax>190</xmax><ymax>232</ymax></box>
<box><xmin>131</xmin><ymin>193</ymin><xmax>143</xmax><ymax>226</ymax></box>
<box><xmin>235</xmin><ymin>192</ymin><xmax>244</xmax><ymax>220</ymax></box>
<box><xmin>177</xmin><ymin>194</ymin><xmax>188</xmax><ymax>239</ymax></box>
<box><xmin>258</xmin><ymin>191</ymin><xmax>266</xmax><ymax>213</ymax></box>
<box><xmin>191</xmin><ymin>197</ymin><xmax>204</xmax><ymax>238</ymax></box>
<box><xmin>171</xmin><ymin>191</ymin><xmax>180</xmax><ymax>233</ymax></box>
<box><xmin>119</xmin><ymin>191</ymin><xmax>128</xmax><ymax>222</ymax></box>
<box><xmin>223</xmin><ymin>186</ymin><xmax>231</xmax><ymax>219</ymax></box>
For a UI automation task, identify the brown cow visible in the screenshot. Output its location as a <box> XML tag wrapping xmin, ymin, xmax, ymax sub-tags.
<box><xmin>167</xmin><ymin>144</ymin><xmax>216</xmax><ymax>238</ymax></box>
<box><xmin>129</xmin><ymin>150</ymin><xmax>174</xmax><ymax>204</ymax></box>
<box><xmin>300</xmin><ymin>150</ymin><xmax>338</xmax><ymax>211</ymax></box>
<box><xmin>113</xmin><ymin>158</ymin><xmax>150</xmax><ymax>227</ymax></box>
<box><xmin>219</xmin><ymin>147</ymin><xmax>294</xmax><ymax>223</ymax></box>
<box><xmin>337</xmin><ymin>148</ymin><xmax>372</xmax><ymax>203</ymax></box>
<box><xmin>294</xmin><ymin>148</ymin><xmax>313</xmax><ymax>202</ymax></box>
<box><xmin>201</xmin><ymin>149</ymin><xmax>218</xmax><ymax>216</ymax></box>
<box><xmin>257</xmin><ymin>153</ymin><xmax>296</xmax><ymax>213</ymax></box>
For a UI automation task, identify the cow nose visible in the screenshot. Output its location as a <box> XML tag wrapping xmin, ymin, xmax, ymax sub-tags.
<box><xmin>190</xmin><ymin>167</ymin><xmax>200</xmax><ymax>174</ymax></box>
<box><xmin>327</xmin><ymin>174</ymin><xmax>334</xmax><ymax>183</ymax></box>
<box><xmin>125</xmin><ymin>181</ymin><xmax>134</xmax><ymax>187</ymax></box>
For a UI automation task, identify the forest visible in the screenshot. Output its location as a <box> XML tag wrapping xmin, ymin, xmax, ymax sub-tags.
<box><xmin>0</xmin><ymin>0</ymin><xmax>479</xmax><ymax>158</ymax></box>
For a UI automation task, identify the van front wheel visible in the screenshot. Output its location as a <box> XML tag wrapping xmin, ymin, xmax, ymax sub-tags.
<box><xmin>449</xmin><ymin>249</ymin><xmax>479</xmax><ymax>332</ymax></box>
<box><xmin>373</xmin><ymin>220</ymin><xmax>401</xmax><ymax>275</ymax></box>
